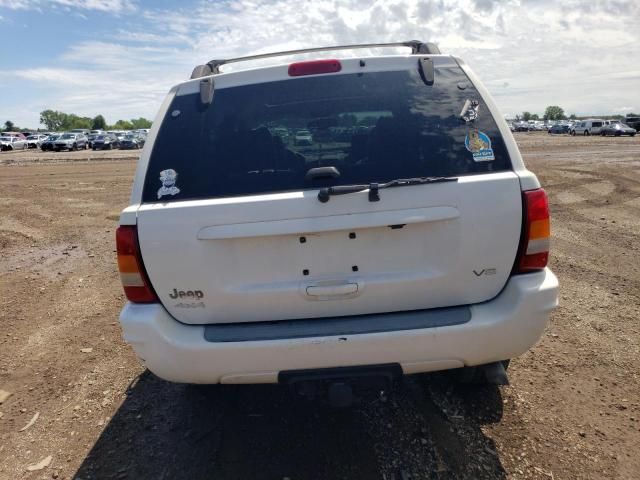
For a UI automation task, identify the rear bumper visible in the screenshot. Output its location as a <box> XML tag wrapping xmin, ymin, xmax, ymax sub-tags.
<box><xmin>120</xmin><ymin>268</ymin><xmax>558</xmax><ymax>384</ymax></box>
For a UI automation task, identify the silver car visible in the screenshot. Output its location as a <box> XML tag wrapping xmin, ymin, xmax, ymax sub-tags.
<box><xmin>53</xmin><ymin>133</ymin><xmax>88</xmax><ymax>151</ymax></box>
<box><xmin>26</xmin><ymin>134</ymin><xmax>49</xmax><ymax>148</ymax></box>
<box><xmin>0</xmin><ymin>136</ymin><xmax>28</xmax><ymax>151</ymax></box>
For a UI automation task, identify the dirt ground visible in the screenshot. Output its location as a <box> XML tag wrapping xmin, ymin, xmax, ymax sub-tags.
<box><xmin>0</xmin><ymin>133</ymin><xmax>639</xmax><ymax>480</ymax></box>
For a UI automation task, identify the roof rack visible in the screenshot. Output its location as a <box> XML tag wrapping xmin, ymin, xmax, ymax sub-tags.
<box><xmin>190</xmin><ymin>40</ymin><xmax>441</xmax><ymax>79</ymax></box>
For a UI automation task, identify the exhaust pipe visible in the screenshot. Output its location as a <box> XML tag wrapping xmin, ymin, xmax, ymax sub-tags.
<box><xmin>481</xmin><ymin>361</ymin><xmax>509</xmax><ymax>385</ymax></box>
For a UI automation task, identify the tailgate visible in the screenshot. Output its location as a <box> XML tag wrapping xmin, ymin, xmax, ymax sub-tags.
<box><xmin>137</xmin><ymin>171</ymin><xmax>522</xmax><ymax>324</ymax></box>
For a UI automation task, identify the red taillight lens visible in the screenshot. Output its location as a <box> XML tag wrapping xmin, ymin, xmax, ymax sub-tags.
<box><xmin>116</xmin><ymin>225</ymin><xmax>158</xmax><ymax>303</ymax></box>
<box><xmin>515</xmin><ymin>188</ymin><xmax>550</xmax><ymax>273</ymax></box>
<box><xmin>288</xmin><ymin>59</ymin><xmax>342</xmax><ymax>77</ymax></box>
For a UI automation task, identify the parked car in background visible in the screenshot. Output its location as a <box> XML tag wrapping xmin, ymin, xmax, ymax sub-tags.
<box><xmin>70</xmin><ymin>129</ymin><xmax>91</xmax><ymax>136</ymax></box>
<box><xmin>54</xmin><ymin>133</ymin><xmax>88</xmax><ymax>151</ymax></box>
<box><xmin>0</xmin><ymin>135</ymin><xmax>28</xmax><ymax>151</ymax></box>
<box><xmin>1</xmin><ymin>131</ymin><xmax>27</xmax><ymax>139</ymax></box>
<box><xmin>571</xmin><ymin>119</ymin><xmax>605</xmax><ymax>136</ymax></box>
<box><xmin>119</xmin><ymin>134</ymin><xmax>143</xmax><ymax>149</ymax></box>
<box><xmin>548</xmin><ymin>124</ymin><xmax>569</xmax><ymax>134</ymax></box>
<box><xmin>600</xmin><ymin>123</ymin><xmax>637</xmax><ymax>137</ymax></box>
<box><xmin>92</xmin><ymin>134</ymin><xmax>120</xmax><ymax>150</ymax></box>
<box><xmin>294</xmin><ymin>129</ymin><xmax>313</xmax><ymax>145</ymax></box>
<box><xmin>513</xmin><ymin>122</ymin><xmax>530</xmax><ymax>132</ymax></box>
<box><xmin>26</xmin><ymin>134</ymin><xmax>49</xmax><ymax>148</ymax></box>
<box><xmin>40</xmin><ymin>135</ymin><xmax>61</xmax><ymax>151</ymax></box>
<box><xmin>625</xmin><ymin>116</ymin><xmax>640</xmax><ymax>132</ymax></box>
<box><xmin>270</xmin><ymin>127</ymin><xmax>290</xmax><ymax>142</ymax></box>
<box><xmin>87</xmin><ymin>133</ymin><xmax>101</xmax><ymax>148</ymax></box>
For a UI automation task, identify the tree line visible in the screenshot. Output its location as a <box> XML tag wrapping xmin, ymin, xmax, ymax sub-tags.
<box><xmin>1</xmin><ymin>111</ymin><xmax>152</xmax><ymax>133</ymax></box>
<box><xmin>515</xmin><ymin>106</ymin><xmax>639</xmax><ymax>122</ymax></box>
<box><xmin>515</xmin><ymin>106</ymin><xmax>571</xmax><ymax>122</ymax></box>
<box><xmin>39</xmin><ymin>110</ymin><xmax>152</xmax><ymax>131</ymax></box>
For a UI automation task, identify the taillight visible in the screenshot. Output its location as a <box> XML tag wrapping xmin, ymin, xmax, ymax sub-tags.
<box><xmin>288</xmin><ymin>59</ymin><xmax>342</xmax><ymax>77</ymax></box>
<box><xmin>514</xmin><ymin>188</ymin><xmax>550</xmax><ymax>273</ymax></box>
<box><xmin>116</xmin><ymin>225</ymin><xmax>158</xmax><ymax>303</ymax></box>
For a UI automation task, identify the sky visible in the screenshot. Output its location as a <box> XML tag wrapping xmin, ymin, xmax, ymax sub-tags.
<box><xmin>0</xmin><ymin>0</ymin><xmax>639</xmax><ymax>129</ymax></box>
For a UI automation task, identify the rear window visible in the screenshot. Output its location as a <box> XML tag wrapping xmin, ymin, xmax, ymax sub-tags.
<box><xmin>592</xmin><ymin>122</ymin><xmax>603</xmax><ymax>127</ymax></box>
<box><xmin>143</xmin><ymin>67</ymin><xmax>512</xmax><ymax>203</ymax></box>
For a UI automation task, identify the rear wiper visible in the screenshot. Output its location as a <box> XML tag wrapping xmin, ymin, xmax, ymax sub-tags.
<box><xmin>317</xmin><ymin>176</ymin><xmax>457</xmax><ymax>203</ymax></box>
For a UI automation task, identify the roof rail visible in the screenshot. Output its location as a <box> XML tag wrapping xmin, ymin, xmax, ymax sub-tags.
<box><xmin>190</xmin><ymin>40</ymin><xmax>441</xmax><ymax>79</ymax></box>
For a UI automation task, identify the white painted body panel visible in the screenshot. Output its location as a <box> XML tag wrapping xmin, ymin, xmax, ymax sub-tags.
<box><xmin>120</xmin><ymin>268</ymin><xmax>559</xmax><ymax>384</ymax></box>
<box><xmin>118</xmin><ymin>52</ymin><xmax>558</xmax><ymax>382</ymax></box>
<box><xmin>137</xmin><ymin>171</ymin><xmax>522</xmax><ymax>324</ymax></box>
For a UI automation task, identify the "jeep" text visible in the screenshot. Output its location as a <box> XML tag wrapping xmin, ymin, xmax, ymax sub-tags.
<box><xmin>169</xmin><ymin>288</ymin><xmax>204</xmax><ymax>299</ymax></box>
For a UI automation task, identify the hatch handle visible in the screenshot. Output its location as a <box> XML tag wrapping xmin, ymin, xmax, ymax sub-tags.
<box><xmin>306</xmin><ymin>283</ymin><xmax>358</xmax><ymax>297</ymax></box>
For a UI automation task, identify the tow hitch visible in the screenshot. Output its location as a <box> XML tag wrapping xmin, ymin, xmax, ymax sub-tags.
<box><xmin>279</xmin><ymin>364</ymin><xmax>402</xmax><ymax>408</ymax></box>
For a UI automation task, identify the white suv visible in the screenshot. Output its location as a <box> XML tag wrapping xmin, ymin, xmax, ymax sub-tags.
<box><xmin>117</xmin><ymin>41</ymin><xmax>558</xmax><ymax>393</ymax></box>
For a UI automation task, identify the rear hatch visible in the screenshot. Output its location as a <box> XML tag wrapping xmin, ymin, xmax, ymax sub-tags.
<box><xmin>135</xmin><ymin>56</ymin><xmax>522</xmax><ymax>325</ymax></box>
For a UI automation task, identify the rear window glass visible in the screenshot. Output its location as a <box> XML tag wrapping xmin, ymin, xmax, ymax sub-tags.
<box><xmin>143</xmin><ymin>67</ymin><xmax>512</xmax><ymax>203</ymax></box>
<box><xmin>592</xmin><ymin>122</ymin><xmax>603</xmax><ymax>127</ymax></box>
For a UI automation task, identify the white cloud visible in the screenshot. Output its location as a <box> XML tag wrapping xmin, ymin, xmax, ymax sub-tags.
<box><xmin>2</xmin><ymin>0</ymin><xmax>639</xmax><ymax>127</ymax></box>
<box><xmin>112</xmin><ymin>30</ymin><xmax>191</xmax><ymax>45</ymax></box>
<box><xmin>0</xmin><ymin>0</ymin><xmax>29</xmax><ymax>8</ymax></box>
<box><xmin>0</xmin><ymin>0</ymin><xmax>136</xmax><ymax>12</ymax></box>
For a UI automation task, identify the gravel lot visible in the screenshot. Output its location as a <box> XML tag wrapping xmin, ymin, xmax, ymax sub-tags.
<box><xmin>0</xmin><ymin>133</ymin><xmax>639</xmax><ymax>479</ymax></box>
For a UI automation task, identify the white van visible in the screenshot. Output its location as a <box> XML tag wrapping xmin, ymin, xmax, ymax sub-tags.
<box><xmin>571</xmin><ymin>118</ymin><xmax>605</xmax><ymax>136</ymax></box>
<box><xmin>116</xmin><ymin>41</ymin><xmax>558</xmax><ymax>398</ymax></box>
